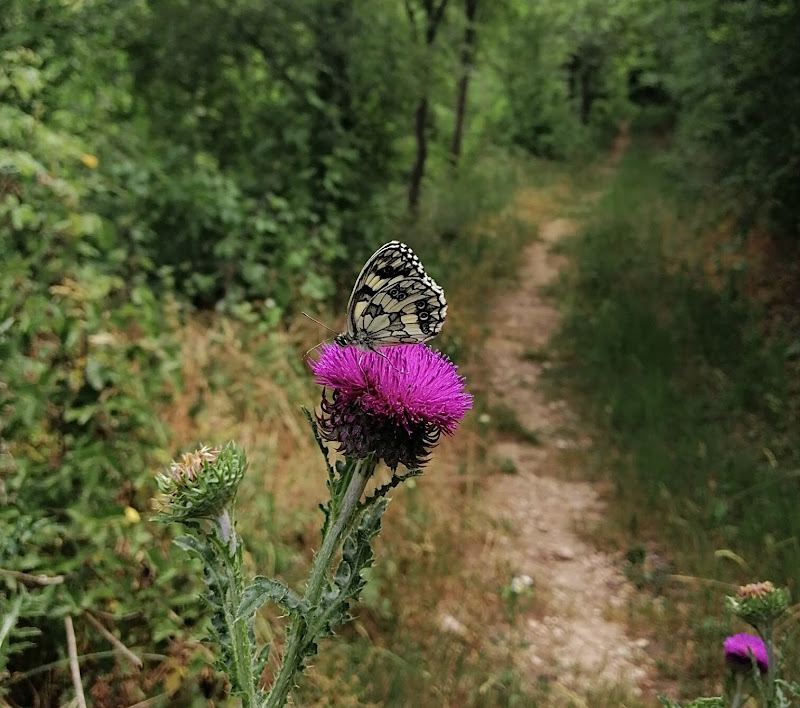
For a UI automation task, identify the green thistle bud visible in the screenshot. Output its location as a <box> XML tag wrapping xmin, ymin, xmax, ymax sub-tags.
<box><xmin>154</xmin><ymin>443</ymin><xmax>247</xmax><ymax>522</ymax></box>
<box><xmin>726</xmin><ymin>581</ymin><xmax>791</xmax><ymax>630</ymax></box>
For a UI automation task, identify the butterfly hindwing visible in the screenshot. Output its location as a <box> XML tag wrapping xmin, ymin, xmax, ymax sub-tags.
<box><xmin>336</xmin><ymin>241</ymin><xmax>446</xmax><ymax>350</ymax></box>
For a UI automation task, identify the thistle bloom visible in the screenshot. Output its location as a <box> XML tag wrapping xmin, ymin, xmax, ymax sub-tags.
<box><xmin>723</xmin><ymin>633</ymin><xmax>769</xmax><ymax>675</ymax></box>
<box><xmin>310</xmin><ymin>343</ymin><xmax>471</xmax><ymax>469</ymax></box>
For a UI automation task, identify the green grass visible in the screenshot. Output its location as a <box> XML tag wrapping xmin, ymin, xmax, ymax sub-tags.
<box><xmin>490</xmin><ymin>403</ymin><xmax>543</xmax><ymax>446</ymax></box>
<box><xmin>551</xmin><ymin>143</ymin><xmax>800</xmax><ymax>695</ymax></box>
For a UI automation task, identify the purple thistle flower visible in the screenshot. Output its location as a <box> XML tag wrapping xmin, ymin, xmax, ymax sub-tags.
<box><xmin>724</xmin><ymin>633</ymin><xmax>769</xmax><ymax>674</ymax></box>
<box><xmin>310</xmin><ymin>343</ymin><xmax>472</xmax><ymax>469</ymax></box>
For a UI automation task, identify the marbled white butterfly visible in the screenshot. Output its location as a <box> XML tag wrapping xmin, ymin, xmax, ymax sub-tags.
<box><xmin>334</xmin><ymin>241</ymin><xmax>447</xmax><ymax>351</ymax></box>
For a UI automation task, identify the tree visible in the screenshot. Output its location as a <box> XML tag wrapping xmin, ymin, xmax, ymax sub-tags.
<box><xmin>449</xmin><ymin>0</ymin><xmax>478</xmax><ymax>167</ymax></box>
<box><xmin>404</xmin><ymin>0</ymin><xmax>450</xmax><ymax>212</ymax></box>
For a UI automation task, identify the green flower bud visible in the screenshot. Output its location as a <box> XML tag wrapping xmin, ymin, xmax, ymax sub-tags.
<box><xmin>726</xmin><ymin>581</ymin><xmax>791</xmax><ymax>630</ymax></box>
<box><xmin>154</xmin><ymin>442</ymin><xmax>247</xmax><ymax>522</ymax></box>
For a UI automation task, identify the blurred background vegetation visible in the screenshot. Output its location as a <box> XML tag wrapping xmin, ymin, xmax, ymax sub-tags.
<box><xmin>1</xmin><ymin>0</ymin><xmax>799</xmax><ymax>705</ymax></box>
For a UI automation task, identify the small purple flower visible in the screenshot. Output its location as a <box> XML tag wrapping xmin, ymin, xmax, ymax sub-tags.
<box><xmin>310</xmin><ymin>343</ymin><xmax>471</xmax><ymax>469</ymax></box>
<box><xmin>724</xmin><ymin>633</ymin><xmax>769</xmax><ymax>675</ymax></box>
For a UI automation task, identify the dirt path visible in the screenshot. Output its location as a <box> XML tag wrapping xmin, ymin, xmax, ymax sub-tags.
<box><xmin>478</xmin><ymin>187</ymin><xmax>657</xmax><ymax>701</ymax></box>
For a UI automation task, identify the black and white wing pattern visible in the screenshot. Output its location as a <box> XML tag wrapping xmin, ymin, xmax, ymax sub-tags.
<box><xmin>334</xmin><ymin>241</ymin><xmax>447</xmax><ymax>350</ymax></box>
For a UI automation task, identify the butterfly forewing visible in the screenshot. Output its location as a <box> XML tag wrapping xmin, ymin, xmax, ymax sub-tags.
<box><xmin>338</xmin><ymin>241</ymin><xmax>446</xmax><ymax>350</ymax></box>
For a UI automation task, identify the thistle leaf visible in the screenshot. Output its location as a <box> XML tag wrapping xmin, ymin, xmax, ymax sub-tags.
<box><xmin>238</xmin><ymin>577</ymin><xmax>308</xmax><ymax>620</ymax></box>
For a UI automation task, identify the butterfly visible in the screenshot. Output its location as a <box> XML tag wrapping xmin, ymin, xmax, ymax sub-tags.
<box><xmin>333</xmin><ymin>241</ymin><xmax>447</xmax><ymax>351</ymax></box>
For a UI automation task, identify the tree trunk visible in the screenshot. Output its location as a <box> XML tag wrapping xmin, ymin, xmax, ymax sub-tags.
<box><xmin>406</xmin><ymin>0</ymin><xmax>450</xmax><ymax>213</ymax></box>
<box><xmin>408</xmin><ymin>95</ymin><xmax>429</xmax><ymax>211</ymax></box>
<box><xmin>449</xmin><ymin>0</ymin><xmax>478</xmax><ymax>168</ymax></box>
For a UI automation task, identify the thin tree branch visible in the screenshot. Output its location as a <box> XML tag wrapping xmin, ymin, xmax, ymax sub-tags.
<box><xmin>83</xmin><ymin>611</ymin><xmax>143</xmax><ymax>669</ymax></box>
<box><xmin>6</xmin><ymin>651</ymin><xmax>169</xmax><ymax>685</ymax></box>
<box><xmin>0</xmin><ymin>567</ymin><xmax>65</xmax><ymax>586</ymax></box>
<box><xmin>402</xmin><ymin>0</ymin><xmax>418</xmax><ymax>40</ymax></box>
<box><xmin>432</xmin><ymin>0</ymin><xmax>450</xmax><ymax>30</ymax></box>
<box><xmin>65</xmin><ymin>616</ymin><xmax>88</xmax><ymax>708</ymax></box>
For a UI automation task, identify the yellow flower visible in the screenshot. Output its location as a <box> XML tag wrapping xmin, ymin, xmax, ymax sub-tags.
<box><xmin>124</xmin><ymin>506</ymin><xmax>141</xmax><ymax>524</ymax></box>
<box><xmin>80</xmin><ymin>153</ymin><xmax>99</xmax><ymax>169</ymax></box>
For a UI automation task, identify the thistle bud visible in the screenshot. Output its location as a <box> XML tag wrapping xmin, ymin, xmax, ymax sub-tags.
<box><xmin>726</xmin><ymin>581</ymin><xmax>790</xmax><ymax>630</ymax></box>
<box><xmin>154</xmin><ymin>443</ymin><xmax>247</xmax><ymax>522</ymax></box>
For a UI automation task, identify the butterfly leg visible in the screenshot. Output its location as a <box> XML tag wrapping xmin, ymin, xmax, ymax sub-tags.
<box><xmin>356</xmin><ymin>350</ymin><xmax>369</xmax><ymax>383</ymax></box>
<box><xmin>368</xmin><ymin>346</ymin><xmax>407</xmax><ymax>376</ymax></box>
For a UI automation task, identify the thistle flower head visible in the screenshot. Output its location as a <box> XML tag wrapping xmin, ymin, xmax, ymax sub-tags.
<box><xmin>726</xmin><ymin>580</ymin><xmax>790</xmax><ymax>629</ymax></box>
<box><xmin>154</xmin><ymin>442</ymin><xmax>247</xmax><ymax>522</ymax></box>
<box><xmin>310</xmin><ymin>344</ymin><xmax>471</xmax><ymax>469</ymax></box>
<box><xmin>723</xmin><ymin>633</ymin><xmax>769</xmax><ymax>675</ymax></box>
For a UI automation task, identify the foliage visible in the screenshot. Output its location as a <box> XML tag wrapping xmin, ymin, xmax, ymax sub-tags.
<box><xmin>664</xmin><ymin>0</ymin><xmax>800</xmax><ymax>235</ymax></box>
<box><xmin>494</xmin><ymin>0</ymin><xmax>645</xmax><ymax>159</ymax></box>
<box><xmin>0</xmin><ymin>44</ymin><xmax>205</xmax><ymax>706</ymax></box>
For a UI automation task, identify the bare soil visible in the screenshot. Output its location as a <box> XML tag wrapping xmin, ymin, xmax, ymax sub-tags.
<box><xmin>472</xmin><ymin>190</ymin><xmax>659</xmax><ymax>700</ymax></box>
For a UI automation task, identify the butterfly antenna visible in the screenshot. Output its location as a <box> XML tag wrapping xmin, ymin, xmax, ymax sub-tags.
<box><xmin>301</xmin><ymin>312</ymin><xmax>338</xmax><ymax>334</ymax></box>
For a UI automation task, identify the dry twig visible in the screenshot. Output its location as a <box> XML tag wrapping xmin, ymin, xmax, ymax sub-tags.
<box><xmin>83</xmin><ymin>611</ymin><xmax>143</xmax><ymax>669</ymax></box>
<box><xmin>64</xmin><ymin>616</ymin><xmax>88</xmax><ymax>708</ymax></box>
<box><xmin>0</xmin><ymin>567</ymin><xmax>65</xmax><ymax>586</ymax></box>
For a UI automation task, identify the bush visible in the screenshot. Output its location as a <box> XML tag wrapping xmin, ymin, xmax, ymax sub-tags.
<box><xmin>0</xmin><ymin>47</ymin><xmax>204</xmax><ymax>705</ymax></box>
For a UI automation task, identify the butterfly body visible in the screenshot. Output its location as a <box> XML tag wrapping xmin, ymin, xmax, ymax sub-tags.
<box><xmin>335</xmin><ymin>241</ymin><xmax>446</xmax><ymax>351</ymax></box>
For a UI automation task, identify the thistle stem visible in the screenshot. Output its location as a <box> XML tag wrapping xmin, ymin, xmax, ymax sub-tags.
<box><xmin>730</xmin><ymin>673</ymin><xmax>745</xmax><ymax>708</ymax></box>
<box><xmin>265</xmin><ymin>458</ymin><xmax>373</xmax><ymax>708</ymax></box>
<box><xmin>764</xmin><ymin>625</ymin><xmax>776</xmax><ymax>701</ymax></box>
<box><xmin>215</xmin><ymin>511</ymin><xmax>258</xmax><ymax>706</ymax></box>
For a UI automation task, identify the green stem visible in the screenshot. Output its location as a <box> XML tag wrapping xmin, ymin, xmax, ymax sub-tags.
<box><xmin>216</xmin><ymin>510</ymin><xmax>258</xmax><ymax>707</ymax></box>
<box><xmin>730</xmin><ymin>673</ymin><xmax>745</xmax><ymax>708</ymax></box>
<box><xmin>265</xmin><ymin>457</ymin><xmax>374</xmax><ymax>708</ymax></box>
<box><xmin>764</xmin><ymin>625</ymin><xmax>776</xmax><ymax>702</ymax></box>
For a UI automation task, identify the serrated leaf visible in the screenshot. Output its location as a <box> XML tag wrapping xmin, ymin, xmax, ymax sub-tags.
<box><xmin>0</xmin><ymin>594</ymin><xmax>23</xmax><ymax>650</ymax></box>
<box><xmin>334</xmin><ymin>559</ymin><xmax>353</xmax><ymax>590</ymax></box>
<box><xmin>173</xmin><ymin>535</ymin><xmax>218</xmax><ymax>569</ymax></box>
<box><xmin>238</xmin><ymin>576</ymin><xmax>308</xmax><ymax>620</ymax></box>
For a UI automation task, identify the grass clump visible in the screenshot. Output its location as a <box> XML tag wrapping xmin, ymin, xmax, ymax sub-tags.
<box><xmin>490</xmin><ymin>404</ymin><xmax>542</xmax><ymax>446</ymax></box>
<box><xmin>552</xmin><ymin>144</ymin><xmax>800</xmax><ymax>695</ymax></box>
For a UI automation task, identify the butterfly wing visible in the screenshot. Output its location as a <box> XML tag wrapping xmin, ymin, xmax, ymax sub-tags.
<box><xmin>341</xmin><ymin>241</ymin><xmax>446</xmax><ymax>348</ymax></box>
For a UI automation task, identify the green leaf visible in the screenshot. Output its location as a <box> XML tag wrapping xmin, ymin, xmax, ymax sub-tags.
<box><xmin>173</xmin><ymin>534</ymin><xmax>217</xmax><ymax>569</ymax></box>
<box><xmin>85</xmin><ymin>355</ymin><xmax>104</xmax><ymax>390</ymax></box>
<box><xmin>0</xmin><ymin>594</ymin><xmax>23</xmax><ymax>652</ymax></box>
<box><xmin>238</xmin><ymin>576</ymin><xmax>308</xmax><ymax>620</ymax></box>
